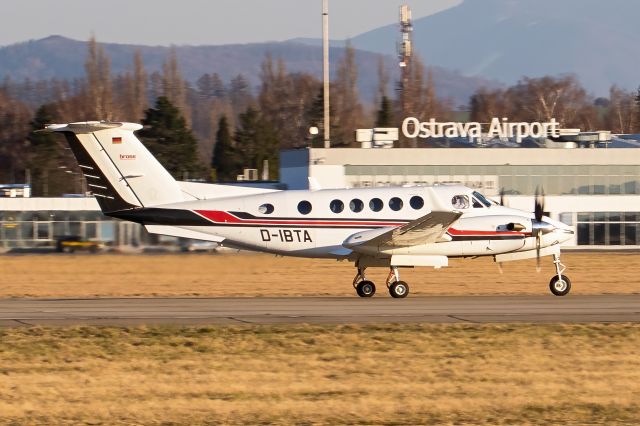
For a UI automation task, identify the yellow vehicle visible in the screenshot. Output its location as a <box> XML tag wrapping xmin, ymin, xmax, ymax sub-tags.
<box><xmin>56</xmin><ymin>236</ymin><xmax>103</xmax><ymax>253</ymax></box>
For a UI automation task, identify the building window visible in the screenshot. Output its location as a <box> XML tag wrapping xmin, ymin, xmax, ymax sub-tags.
<box><xmin>576</xmin><ymin>211</ymin><xmax>640</xmax><ymax>246</ymax></box>
<box><xmin>297</xmin><ymin>201</ymin><xmax>312</xmax><ymax>215</ymax></box>
<box><xmin>410</xmin><ymin>196</ymin><xmax>424</xmax><ymax>210</ymax></box>
<box><xmin>258</xmin><ymin>203</ymin><xmax>274</xmax><ymax>214</ymax></box>
<box><xmin>389</xmin><ymin>197</ymin><xmax>403</xmax><ymax>211</ymax></box>
<box><xmin>350</xmin><ymin>199</ymin><xmax>364</xmax><ymax>213</ymax></box>
<box><xmin>369</xmin><ymin>198</ymin><xmax>383</xmax><ymax>212</ymax></box>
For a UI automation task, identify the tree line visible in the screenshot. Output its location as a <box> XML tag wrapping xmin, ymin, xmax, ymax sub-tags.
<box><xmin>1</xmin><ymin>37</ymin><xmax>640</xmax><ymax>196</ymax></box>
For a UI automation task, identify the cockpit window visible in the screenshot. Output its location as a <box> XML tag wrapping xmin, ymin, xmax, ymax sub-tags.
<box><xmin>472</xmin><ymin>191</ymin><xmax>492</xmax><ymax>207</ymax></box>
<box><xmin>452</xmin><ymin>195</ymin><xmax>469</xmax><ymax>209</ymax></box>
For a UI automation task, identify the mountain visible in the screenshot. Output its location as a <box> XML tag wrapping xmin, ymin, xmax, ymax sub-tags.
<box><xmin>351</xmin><ymin>0</ymin><xmax>640</xmax><ymax>96</ymax></box>
<box><xmin>0</xmin><ymin>35</ymin><xmax>496</xmax><ymax>105</ymax></box>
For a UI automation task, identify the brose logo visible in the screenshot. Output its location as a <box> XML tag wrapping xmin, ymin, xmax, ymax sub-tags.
<box><xmin>119</xmin><ymin>154</ymin><xmax>136</xmax><ymax>160</ymax></box>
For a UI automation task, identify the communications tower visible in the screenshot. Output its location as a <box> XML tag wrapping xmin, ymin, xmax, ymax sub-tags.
<box><xmin>398</xmin><ymin>4</ymin><xmax>413</xmax><ymax>118</ymax></box>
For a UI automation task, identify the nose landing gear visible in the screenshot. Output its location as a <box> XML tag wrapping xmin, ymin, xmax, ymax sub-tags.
<box><xmin>549</xmin><ymin>253</ymin><xmax>571</xmax><ymax>296</ymax></box>
<box><xmin>386</xmin><ymin>266</ymin><xmax>409</xmax><ymax>299</ymax></box>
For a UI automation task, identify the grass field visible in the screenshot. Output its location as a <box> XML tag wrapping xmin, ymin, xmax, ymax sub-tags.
<box><xmin>0</xmin><ymin>323</ymin><xmax>638</xmax><ymax>425</ymax></box>
<box><xmin>0</xmin><ymin>252</ymin><xmax>638</xmax><ymax>298</ymax></box>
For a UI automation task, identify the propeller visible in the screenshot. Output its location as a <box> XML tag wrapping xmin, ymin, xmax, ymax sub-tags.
<box><xmin>498</xmin><ymin>187</ymin><xmax>509</xmax><ymax>207</ymax></box>
<box><xmin>533</xmin><ymin>186</ymin><xmax>545</xmax><ymax>272</ymax></box>
<box><xmin>534</xmin><ymin>186</ymin><xmax>545</xmax><ymax>223</ymax></box>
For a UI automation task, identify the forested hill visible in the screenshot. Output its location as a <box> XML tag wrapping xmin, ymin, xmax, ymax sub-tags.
<box><xmin>0</xmin><ymin>35</ymin><xmax>495</xmax><ymax>104</ymax></box>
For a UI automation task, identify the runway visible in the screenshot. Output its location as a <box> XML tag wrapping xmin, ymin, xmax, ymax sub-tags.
<box><xmin>0</xmin><ymin>294</ymin><xmax>638</xmax><ymax>327</ymax></box>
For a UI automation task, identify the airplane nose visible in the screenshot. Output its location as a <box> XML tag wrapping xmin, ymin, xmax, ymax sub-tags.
<box><xmin>532</xmin><ymin>219</ymin><xmax>555</xmax><ymax>234</ymax></box>
<box><xmin>533</xmin><ymin>218</ymin><xmax>574</xmax><ymax>235</ymax></box>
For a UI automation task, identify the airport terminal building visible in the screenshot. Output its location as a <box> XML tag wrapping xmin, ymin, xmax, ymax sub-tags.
<box><xmin>1</xmin><ymin>144</ymin><xmax>640</xmax><ymax>250</ymax></box>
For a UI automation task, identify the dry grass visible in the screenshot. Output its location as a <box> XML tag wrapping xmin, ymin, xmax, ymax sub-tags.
<box><xmin>0</xmin><ymin>323</ymin><xmax>638</xmax><ymax>425</ymax></box>
<box><xmin>0</xmin><ymin>252</ymin><xmax>639</xmax><ymax>298</ymax></box>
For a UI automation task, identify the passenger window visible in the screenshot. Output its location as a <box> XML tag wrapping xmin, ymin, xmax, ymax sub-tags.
<box><xmin>350</xmin><ymin>199</ymin><xmax>364</xmax><ymax>213</ymax></box>
<box><xmin>330</xmin><ymin>199</ymin><xmax>344</xmax><ymax>213</ymax></box>
<box><xmin>410</xmin><ymin>196</ymin><xmax>424</xmax><ymax>210</ymax></box>
<box><xmin>389</xmin><ymin>197</ymin><xmax>403</xmax><ymax>211</ymax></box>
<box><xmin>452</xmin><ymin>195</ymin><xmax>470</xmax><ymax>209</ymax></box>
<box><xmin>297</xmin><ymin>201</ymin><xmax>312</xmax><ymax>215</ymax></box>
<box><xmin>369</xmin><ymin>198</ymin><xmax>383</xmax><ymax>212</ymax></box>
<box><xmin>258</xmin><ymin>203</ymin><xmax>274</xmax><ymax>214</ymax></box>
<box><xmin>472</xmin><ymin>198</ymin><xmax>483</xmax><ymax>208</ymax></box>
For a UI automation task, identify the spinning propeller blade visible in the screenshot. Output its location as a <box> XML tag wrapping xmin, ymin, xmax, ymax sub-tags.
<box><xmin>534</xmin><ymin>186</ymin><xmax>545</xmax><ymax>223</ymax></box>
<box><xmin>534</xmin><ymin>186</ymin><xmax>546</xmax><ymax>271</ymax></box>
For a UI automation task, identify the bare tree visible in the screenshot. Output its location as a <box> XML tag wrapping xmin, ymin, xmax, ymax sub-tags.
<box><xmin>331</xmin><ymin>42</ymin><xmax>364</xmax><ymax>146</ymax></box>
<box><xmin>84</xmin><ymin>36</ymin><xmax>113</xmax><ymax>120</ymax></box>
<box><xmin>162</xmin><ymin>47</ymin><xmax>190</xmax><ymax>123</ymax></box>
<box><xmin>259</xmin><ymin>54</ymin><xmax>320</xmax><ymax>149</ymax></box>
<box><xmin>507</xmin><ymin>75</ymin><xmax>592</xmax><ymax>128</ymax></box>
<box><xmin>606</xmin><ymin>85</ymin><xmax>637</xmax><ymax>134</ymax></box>
<box><xmin>132</xmin><ymin>50</ymin><xmax>148</xmax><ymax>122</ymax></box>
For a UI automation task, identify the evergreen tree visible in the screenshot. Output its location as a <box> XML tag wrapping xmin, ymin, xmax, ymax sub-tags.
<box><xmin>26</xmin><ymin>104</ymin><xmax>76</xmax><ymax>196</ymax></box>
<box><xmin>375</xmin><ymin>96</ymin><xmax>394</xmax><ymax>128</ymax></box>
<box><xmin>212</xmin><ymin>115</ymin><xmax>238</xmax><ymax>181</ymax></box>
<box><xmin>234</xmin><ymin>106</ymin><xmax>279</xmax><ymax>180</ymax></box>
<box><xmin>138</xmin><ymin>96</ymin><xmax>202</xmax><ymax>180</ymax></box>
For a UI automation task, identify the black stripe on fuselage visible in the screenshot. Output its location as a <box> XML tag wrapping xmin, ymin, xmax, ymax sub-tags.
<box><xmin>108</xmin><ymin>208</ymin><xmax>209</xmax><ymax>225</ymax></box>
<box><xmin>109</xmin><ymin>208</ymin><xmax>530</xmax><ymax>241</ymax></box>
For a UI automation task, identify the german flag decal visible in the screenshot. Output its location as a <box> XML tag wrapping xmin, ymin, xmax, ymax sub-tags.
<box><xmin>112</xmin><ymin>136</ymin><xmax>122</xmax><ymax>144</ymax></box>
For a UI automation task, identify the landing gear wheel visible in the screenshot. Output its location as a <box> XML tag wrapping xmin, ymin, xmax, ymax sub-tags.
<box><xmin>549</xmin><ymin>275</ymin><xmax>571</xmax><ymax>296</ymax></box>
<box><xmin>356</xmin><ymin>280</ymin><xmax>376</xmax><ymax>298</ymax></box>
<box><xmin>389</xmin><ymin>281</ymin><xmax>409</xmax><ymax>299</ymax></box>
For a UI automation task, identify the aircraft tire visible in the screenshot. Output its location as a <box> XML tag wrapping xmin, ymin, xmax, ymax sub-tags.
<box><xmin>549</xmin><ymin>275</ymin><xmax>571</xmax><ymax>296</ymax></box>
<box><xmin>389</xmin><ymin>281</ymin><xmax>409</xmax><ymax>298</ymax></box>
<box><xmin>356</xmin><ymin>280</ymin><xmax>376</xmax><ymax>297</ymax></box>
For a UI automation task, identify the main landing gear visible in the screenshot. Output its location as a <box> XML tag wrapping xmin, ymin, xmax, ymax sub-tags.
<box><xmin>549</xmin><ymin>253</ymin><xmax>571</xmax><ymax>296</ymax></box>
<box><xmin>352</xmin><ymin>266</ymin><xmax>410</xmax><ymax>298</ymax></box>
<box><xmin>353</xmin><ymin>267</ymin><xmax>376</xmax><ymax>297</ymax></box>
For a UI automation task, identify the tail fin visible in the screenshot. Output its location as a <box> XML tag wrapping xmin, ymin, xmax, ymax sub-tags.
<box><xmin>43</xmin><ymin>121</ymin><xmax>183</xmax><ymax>213</ymax></box>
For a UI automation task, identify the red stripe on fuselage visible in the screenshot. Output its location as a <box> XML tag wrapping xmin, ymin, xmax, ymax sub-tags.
<box><xmin>447</xmin><ymin>228</ymin><xmax>529</xmax><ymax>237</ymax></box>
<box><xmin>193</xmin><ymin>210</ymin><xmax>407</xmax><ymax>227</ymax></box>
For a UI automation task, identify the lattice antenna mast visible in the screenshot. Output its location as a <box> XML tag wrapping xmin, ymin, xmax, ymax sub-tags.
<box><xmin>398</xmin><ymin>4</ymin><xmax>413</xmax><ymax>117</ymax></box>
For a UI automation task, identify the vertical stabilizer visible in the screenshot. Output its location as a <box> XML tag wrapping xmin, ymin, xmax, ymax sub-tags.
<box><xmin>44</xmin><ymin>122</ymin><xmax>184</xmax><ymax>212</ymax></box>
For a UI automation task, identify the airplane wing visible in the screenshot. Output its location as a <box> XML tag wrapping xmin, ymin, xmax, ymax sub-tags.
<box><xmin>344</xmin><ymin>210</ymin><xmax>462</xmax><ymax>249</ymax></box>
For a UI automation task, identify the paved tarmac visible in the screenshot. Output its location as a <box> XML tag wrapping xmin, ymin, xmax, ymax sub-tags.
<box><xmin>0</xmin><ymin>295</ymin><xmax>638</xmax><ymax>327</ymax></box>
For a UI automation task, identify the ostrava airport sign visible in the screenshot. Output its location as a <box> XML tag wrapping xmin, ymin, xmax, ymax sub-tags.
<box><xmin>402</xmin><ymin>117</ymin><xmax>561</xmax><ymax>141</ymax></box>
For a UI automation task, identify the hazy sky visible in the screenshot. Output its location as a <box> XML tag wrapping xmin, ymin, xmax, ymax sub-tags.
<box><xmin>1</xmin><ymin>0</ymin><xmax>461</xmax><ymax>47</ymax></box>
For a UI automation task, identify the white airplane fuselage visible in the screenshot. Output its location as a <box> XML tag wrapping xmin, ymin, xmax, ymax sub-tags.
<box><xmin>145</xmin><ymin>185</ymin><xmax>572</xmax><ymax>260</ymax></box>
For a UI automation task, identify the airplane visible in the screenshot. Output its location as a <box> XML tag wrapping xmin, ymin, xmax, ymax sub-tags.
<box><xmin>41</xmin><ymin>121</ymin><xmax>575</xmax><ymax>298</ymax></box>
